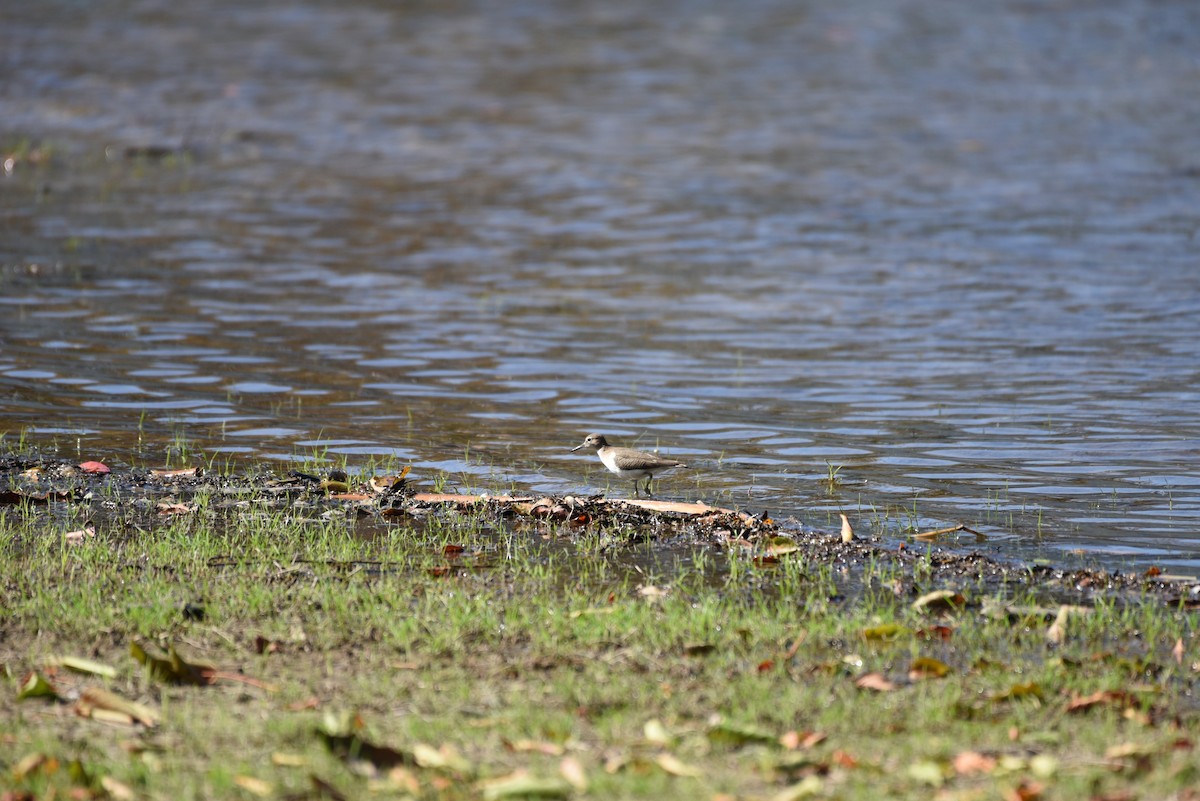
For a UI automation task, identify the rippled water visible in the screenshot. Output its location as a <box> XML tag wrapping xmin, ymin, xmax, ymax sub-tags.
<box><xmin>3</xmin><ymin>0</ymin><xmax>1199</xmax><ymax>571</ymax></box>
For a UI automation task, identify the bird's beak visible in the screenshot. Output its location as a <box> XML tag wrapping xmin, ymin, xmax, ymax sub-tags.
<box><xmin>570</xmin><ymin>443</ymin><xmax>583</xmax><ymax>452</ymax></box>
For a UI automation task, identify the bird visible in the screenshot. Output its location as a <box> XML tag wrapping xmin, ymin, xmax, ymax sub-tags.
<box><xmin>571</xmin><ymin>433</ymin><xmax>686</xmax><ymax>497</ymax></box>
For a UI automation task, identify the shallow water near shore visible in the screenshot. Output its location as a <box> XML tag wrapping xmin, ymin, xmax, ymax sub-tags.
<box><xmin>2</xmin><ymin>0</ymin><xmax>1200</xmax><ymax>573</ymax></box>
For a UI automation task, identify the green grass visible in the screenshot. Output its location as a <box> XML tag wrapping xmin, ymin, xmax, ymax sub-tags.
<box><xmin>1</xmin><ymin>464</ymin><xmax>1198</xmax><ymax>800</ymax></box>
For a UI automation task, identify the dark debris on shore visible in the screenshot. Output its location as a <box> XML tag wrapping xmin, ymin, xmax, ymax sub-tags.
<box><xmin>3</xmin><ymin>454</ymin><xmax>1199</xmax><ymax>610</ymax></box>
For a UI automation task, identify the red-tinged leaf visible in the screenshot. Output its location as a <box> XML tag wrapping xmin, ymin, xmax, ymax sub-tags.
<box><xmin>916</xmin><ymin>625</ymin><xmax>954</xmax><ymax>642</ymax></box>
<box><xmin>757</xmin><ymin>659</ymin><xmax>775</xmax><ymax>673</ymax></box>
<box><xmin>79</xmin><ymin>461</ymin><xmax>110</xmax><ymax>474</ymax></box>
<box><xmin>1171</xmin><ymin>737</ymin><xmax>1194</xmax><ymax>751</ymax></box>
<box><xmin>752</xmin><ymin>555</ymin><xmax>780</xmax><ymax>567</ymax></box>
<box><xmin>854</xmin><ymin>672</ymin><xmax>897</xmax><ymax>692</ymax></box>
<box><xmin>831</xmin><ymin>749</ymin><xmax>857</xmax><ymax>769</ymax></box>
<box><xmin>953</xmin><ymin>751</ymin><xmax>997</xmax><ymax>775</ymax></box>
<box><xmin>1003</xmin><ymin>779</ymin><xmax>1045</xmax><ymax>801</ymax></box>
<box><xmin>426</xmin><ymin>566</ymin><xmax>451</xmax><ymax>578</ymax></box>
<box><xmin>443</xmin><ymin>544</ymin><xmax>466</xmax><ymax>556</ymax></box>
<box><xmin>1173</xmin><ymin>638</ymin><xmax>1185</xmax><ymax>665</ymax></box>
<box><xmin>1144</xmin><ymin>566</ymin><xmax>1162</xmax><ymax>577</ymax></box>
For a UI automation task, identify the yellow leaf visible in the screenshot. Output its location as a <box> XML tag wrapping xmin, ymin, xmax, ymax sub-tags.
<box><xmin>862</xmin><ymin>623</ymin><xmax>909</xmax><ymax>641</ymax></box>
<box><xmin>908</xmin><ymin>657</ymin><xmax>951</xmax><ymax>680</ymax></box>
<box><xmin>48</xmin><ymin>655</ymin><xmax>118</xmax><ymax>678</ymax></box>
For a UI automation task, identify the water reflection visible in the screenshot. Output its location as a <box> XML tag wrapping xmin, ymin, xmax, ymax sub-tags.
<box><xmin>2</xmin><ymin>0</ymin><xmax>1199</xmax><ymax>571</ymax></box>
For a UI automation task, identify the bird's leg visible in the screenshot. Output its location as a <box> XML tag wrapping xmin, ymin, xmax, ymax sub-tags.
<box><xmin>632</xmin><ymin>480</ymin><xmax>640</xmax><ymax>497</ymax></box>
<box><xmin>643</xmin><ymin>477</ymin><xmax>654</xmax><ymax>496</ymax></box>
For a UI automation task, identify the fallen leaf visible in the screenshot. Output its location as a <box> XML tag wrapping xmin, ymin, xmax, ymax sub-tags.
<box><xmin>915</xmin><ymin>625</ymin><xmax>954</xmax><ymax>641</ymax></box>
<box><xmin>1003</xmin><ymin>779</ymin><xmax>1045</xmax><ymax>801</ymax></box>
<box><xmin>913</xmin><ymin>590</ymin><xmax>966</xmax><ymax>612</ymax></box>
<box><xmin>10</xmin><ymin>753</ymin><xmax>53</xmax><ymax>780</ymax></box>
<box><xmin>155</xmin><ymin>502</ymin><xmax>195</xmax><ymax>515</ymax></box>
<box><xmin>272</xmin><ymin>752</ymin><xmax>307</xmax><ymax>767</ymax></box>
<box><xmin>908</xmin><ymin>656</ymin><xmax>952</xmax><ymax>680</ymax></box>
<box><xmin>559</xmin><ymin>756</ymin><xmax>587</xmax><ymax>791</ymax></box>
<box><xmin>232</xmin><ymin>776</ymin><xmax>273</xmax><ymax>797</ymax></box>
<box><xmin>79</xmin><ymin>461</ymin><xmax>110</xmax><ymax>474</ymax></box>
<box><xmin>1173</xmin><ymin>638</ymin><xmax>1185</xmax><ymax>664</ymax></box>
<box><xmin>831</xmin><ymin>749</ymin><xmax>857</xmax><ymax>769</ymax></box>
<box><xmin>506</xmin><ymin>739</ymin><xmax>565</xmax><ymax>756</ymax></box>
<box><xmin>766</xmin><ymin>536</ymin><xmax>800</xmax><ymax>557</ymax></box>
<box><xmin>855</xmin><ymin>672</ymin><xmax>897</xmax><ymax>692</ymax></box>
<box><xmin>707</xmin><ymin>720</ymin><xmax>777</xmax><ymax>747</ymax></box>
<box><xmin>643</xmin><ymin>719</ymin><xmax>672</xmax><ymax>746</ymax></box>
<box><xmin>99</xmin><ymin>776</ymin><xmax>136</xmax><ymax>801</ymax></box>
<box><xmin>861</xmin><ymin>623</ymin><xmax>909</xmax><ymax>641</ymax></box>
<box><xmin>17</xmin><ymin>671</ymin><xmax>60</xmax><ymax>701</ymax></box>
<box><xmin>151</xmin><ymin>467</ymin><xmax>199</xmax><ymax>478</ymax></box>
<box><xmin>992</xmin><ymin>682</ymin><xmax>1045</xmax><ymax>703</ymax></box>
<box><xmin>655</xmin><ymin>753</ymin><xmax>702</xmax><ymax>777</ymax></box>
<box><xmin>413</xmin><ymin>743</ymin><xmax>471</xmax><ymax>775</ymax></box>
<box><xmin>64</xmin><ymin>525</ymin><xmax>96</xmax><ymax>543</ymax></box>
<box><xmin>479</xmin><ymin>773</ymin><xmax>572</xmax><ymax>800</ymax></box>
<box><xmin>46</xmin><ymin>655</ymin><xmax>117</xmax><ymax>678</ymax></box>
<box><xmin>953</xmin><ymin>751</ymin><xmax>997</xmax><ymax>775</ymax></box>
<box><xmin>76</xmin><ymin>688</ymin><xmax>158</xmax><ymax>727</ymax></box>
<box><xmin>1065</xmin><ymin>690</ymin><xmax>1137</xmax><ymax>714</ymax></box>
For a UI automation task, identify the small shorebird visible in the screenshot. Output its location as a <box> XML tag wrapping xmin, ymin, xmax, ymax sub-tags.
<box><xmin>571</xmin><ymin>433</ymin><xmax>686</xmax><ymax>496</ymax></box>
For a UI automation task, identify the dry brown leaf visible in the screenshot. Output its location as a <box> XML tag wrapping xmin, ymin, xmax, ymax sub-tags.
<box><xmin>1003</xmin><ymin>779</ymin><xmax>1045</xmax><ymax>801</ymax></box>
<box><xmin>155</xmin><ymin>501</ymin><xmax>195</xmax><ymax>515</ymax></box>
<box><xmin>76</xmin><ymin>688</ymin><xmax>158</xmax><ymax>727</ymax></box>
<box><xmin>1173</xmin><ymin>638</ymin><xmax>1185</xmax><ymax>664</ymax></box>
<box><xmin>854</xmin><ymin>672</ymin><xmax>897</xmax><ymax>692</ymax></box>
<box><xmin>1065</xmin><ymin>690</ymin><xmax>1136</xmax><ymax>714</ymax></box>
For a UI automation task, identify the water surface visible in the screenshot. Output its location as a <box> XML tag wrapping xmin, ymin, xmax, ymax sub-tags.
<box><xmin>3</xmin><ymin>0</ymin><xmax>1199</xmax><ymax>571</ymax></box>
